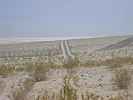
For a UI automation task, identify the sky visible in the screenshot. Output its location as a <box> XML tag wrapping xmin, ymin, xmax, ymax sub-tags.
<box><xmin>0</xmin><ymin>0</ymin><xmax>133</xmax><ymax>37</ymax></box>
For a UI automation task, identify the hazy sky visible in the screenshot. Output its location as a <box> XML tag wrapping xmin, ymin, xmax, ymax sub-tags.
<box><xmin>0</xmin><ymin>0</ymin><xmax>133</xmax><ymax>37</ymax></box>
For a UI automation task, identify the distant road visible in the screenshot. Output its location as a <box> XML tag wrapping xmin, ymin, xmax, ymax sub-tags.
<box><xmin>64</xmin><ymin>40</ymin><xmax>75</xmax><ymax>58</ymax></box>
<box><xmin>61</xmin><ymin>40</ymin><xmax>74</xmax><ymax>64</ymax></box>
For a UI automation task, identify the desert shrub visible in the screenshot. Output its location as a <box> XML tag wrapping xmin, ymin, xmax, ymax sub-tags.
<box><xmin>101</xmin><ymin>58</ymin><xmax>121</xmax><ymax>68</ymax></box>
<box><xmin>59</xmin><ymin>76</ymin><xmax>77</xmax><ymax>100</ymax></box>
<box><xmin>24</xmin><ymin>62</ymin><xmax>52</xmax><ymax>81</ymax></box>
<box><xmin>102</xmin><ymin>59</ymin><xmax>122</xmax><ymax>69</ymax></box>
<box><xmin>112</xmin><ymin>96</ymin><xmax>124</xmax><ymax>100</ymax></box>
<box><xmin>83</xmin><ymin>60</ymin><xmax>100</xmax><ymax>67</ymax></box>
<box><xmin>24</xmin><ymin>62</ymin><xmax>36</xmax><ymax>72</ymax></box>
<box><xmin>23</xmin><ymin>59</ymin><xmax>57</xmax><ymax>81</ymax></box>
<box><xmin>109</xmin><ymin>63</ymin><xmax>122</xmax><ymax>69</ymax></box>
<box><xmin>63</xmin><ymin>56</ymin><xmax>80</xmax><ymax>69</ymax></box>
<box><xmin>0</xmin><ymin>64</ymin><xmax>15</xmax><ymax>75</ymax></box>
<box><xmin>113</xmin><ymin>68</ymin><xmax>131</xmax><ymax>90</ymax></box>
<box><xmin>34</xmin><ymin>62</ymin><xmax>51</xmax><ymax>81</ymax></box>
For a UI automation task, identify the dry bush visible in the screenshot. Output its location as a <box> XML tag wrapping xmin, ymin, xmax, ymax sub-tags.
<box><xmin>83</xmin><ymin>60</ymin><xmax>100</xmax><ymax>67</ymax></box>
<box><xmin>113</xmin><ymin>68</ymin><xmax>131</xmax><ymax>90</ymax></box>
<box><xmin>0</xmin><ymin>64</ymin><xmax>15</xmax><ymax>75</ymax></box>
<box><xmin>63</xmin><ymin>56</ymin><xmax>80</xmax><ymax>69</ymax></box>
<box><xmin>33</xmin><ymin>62</ymin><xmax>50</xmax><ymax>81</ymax></box>
<box><xmin>24</xmin><ymin>60</ymin><xmax>56</xmax><ymax>81</ymax></box>
<box><xmin>101</xmin><ymin>59</ymin><xmax>122</xmax><ymax>69</ymax></box>
<box><xmin>59</xmin><ymin>76</ymin><xmax>77</xmax><ymax>100</ymax></box>
<box><xmin>20</xmin><ymin>56</ymin><xmax>58</xmax><ymax>81</ymax></box>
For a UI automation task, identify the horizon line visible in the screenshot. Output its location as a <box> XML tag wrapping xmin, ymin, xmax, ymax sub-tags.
<box><xmin>0</xmin><ymin>34</ymin><xmax>132</xmax><ymax>44</ymax></box>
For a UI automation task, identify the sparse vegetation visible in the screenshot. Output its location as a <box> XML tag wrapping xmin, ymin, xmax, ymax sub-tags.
<box><xmin>83</xmin><ymin>60</ymin><xmax>100</xmax><ymax>67</ymax></box>
<box><xmin>83</xmin><ymin>57</ymin><xmax>133</xmax><ymax>68</ymax></box>
<box><xmin>34</xmin><ymin>75</ymin><xmax>125</xmax><ymax>100</ymax></box>
<box><xmin>60</xmin><ymin>76</ymin><xmax>77</xmax><ymax>100</ymax></box>
<box><xmin>23</xmin><ymin>59</ymin><xmax>57</xmax><ymax>81</ymax></box>
<box><xmin>113</xmin><ymin>68</ymin><xmax>131</xmax><ymax>90</ymax></box>
<box><xmin>33</xmin><ymin>74</ymin><xmax>127</xmax><ymax>100</ymax></box>
<box><xmin>0</xmin><ymin>36</ymin><xmax>133</xmax><ymax>100</ymax></box>
<box><xmin>63</xmin><ymin>56</ymin><xmax>80</xmax><ymax>69</ymax></box>
<box><xmin>0</xmin><ymin>64</ymin><xmax>15</xmax><ymax>75</ymax></box>
<box><xmin>101</xmin><ymin>57</ymin><xmax>133</xmax><ymax>68</ymax></box>
<box><xmin>33</xmin><ymin>93</ymin><xmax>125</xmax><ymax>100</ymax></box>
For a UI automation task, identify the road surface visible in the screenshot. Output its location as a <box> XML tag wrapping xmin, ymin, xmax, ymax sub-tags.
<box><xmin>60</xmin><ymin>40</ymin><xmax>75</xmax><ymax>64</ymax></box>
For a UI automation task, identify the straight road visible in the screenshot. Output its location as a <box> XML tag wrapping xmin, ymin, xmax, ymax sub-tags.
<box><xmin>60</xmin><ymin>40</ymin><xmax>74</xmax><ymax>64</ymax></box>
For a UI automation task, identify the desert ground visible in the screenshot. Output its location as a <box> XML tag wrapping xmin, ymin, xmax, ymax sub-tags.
<box><xmin>0</xmin><ymin>35</ymin><xmax>133</xmax><ymax>100</ymax></box>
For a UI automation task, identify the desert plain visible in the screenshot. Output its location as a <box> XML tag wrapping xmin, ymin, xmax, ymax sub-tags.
<box><xmin>0</xmin><ymin>35</ymin><xmax>133</xmax><ymax>100</ymax></box>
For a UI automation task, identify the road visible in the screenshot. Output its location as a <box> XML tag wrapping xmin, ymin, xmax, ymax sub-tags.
<box><xmin>60</xmin><ymin>40</ymin><xmax>74</xmax><ymax>64</ymax></box>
